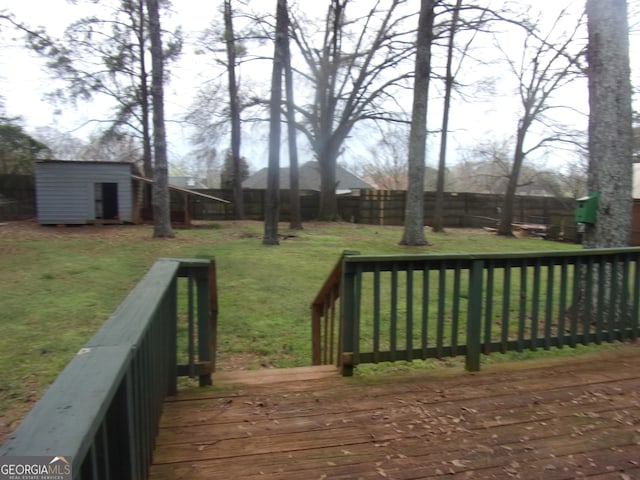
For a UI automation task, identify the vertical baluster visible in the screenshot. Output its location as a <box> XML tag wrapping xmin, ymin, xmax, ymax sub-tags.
<box><xmin>422</xmin><ymin>265</ymin><xmax>430</xmax><ymax>359</ymax></box>
<box><xmin>633</xmin><ymin>255</ymin><xmax>640</xmax><ymax>341</ymax></box>
<box><xmin>451</xmin><ymin>263</ymin><xmax>461</xmax><ymax>357</ymax></box>
<box><xmin>125</xmin><ymin>372</ymin><xmax>140</xmax><ymax>480</ymax></box>
<box><xmin>583</xmin><ymin>256</ymin><xmax>594</xmax><ymax>345</ymax></box>
<box><xmin>326</xmin><ymin>289</ymin><xmax>333</xmax><ymax>365</ymax></box>
<box><xmin>406</xmin><ymin>263</ymin><xmax>414</xmax><ymax>361</ymax></box>
<box><xmin>544</xmin><ymin>261</ymin><xmax>555</xmax><ymax>350</ymax></box>
<box><xmin>530</xmin><ymin>259</ymin><xmax>541</xmax><ymax>351</ymax></box>
<box><xmin>187</xmin><ymin>274</ymin><xmax>195</xmax><ymax>378</ymax></box>
<box><xmin>331</xmin><ymin>286</ymin><xmax>338</xmax><ymax>365</ymax></box>
<box><xmin>558</xmin><ymin>258</ymin><xmax>568</xmax><ymax>348</ymax></box>
<box><xmin>354</xmin><ymin>264</ymin><xmax>363</xmax><ymax>366</ymax></box>
<box><xmin>597</xmin><ymin>255</ymin><xmax>606</xmax><ymax>342</ymax></box>
<box><xmin>437</xmin><ymin>264</ymin><xmax>446</xmax><ymax>358</ymax></box>
<box><xmin>569</xmin><ymin>257</ymin><xmax>581</xmax><ymax>347</ymax></box>
<box><xmin>517</xmin><ymin>260</ymin><xmax>527</xmax><ymax>352</ymax></box>
<box><xmin>373</xmin><ymin>265</ymin><xmax>381</xmax><ymax>363</ymax></box>
<box><xmin>167</xmin><ymin>277</ymin><xmax>178</xmax><ymax>396</ymax></box>
<box><xmin>140</xmin><ymin>339</ymin><xmax>151</xmax><ymax>471</ymax></box>
<box><xmin>390</xmin><ymin>264</ymin><xmax>398</xmax><ymax>362</ymax></box>
<box><xmin>610</xmin><ymin>257</ymin><xmax>620</xmax><ymax>341</ymax></box>
<box><xmin>484</xmin><ymin>264</ymin><xmax>494</xmax><ymax>355</ymax></box>
<box><xmin>501</xmin><ymin>263</ymin><xmax>511</xmax><ymax>353</ymax></box>
<box><xmin>101</xmin><ymin>419</ymin><xmax>111</xmax><ymax>480</ymax></box>
<box><xmin>620</xmin><ymin>253</ymin><xmax>630</xmax><ymax>341</ymax></box>
<box><xmin>89</xmin><ymin>442</ymin><xmax>98</xmax><ymax>479</ymax></box>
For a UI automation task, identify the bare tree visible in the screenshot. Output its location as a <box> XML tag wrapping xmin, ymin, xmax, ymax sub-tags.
<box><xmin>433</xmin><ymin>0</ymin><xmax>487</xmax><ymax>232</ymax></box>
<box><xmin>224</xmin><ymin>0</ymin><xmax>244</xmax><ymax>219</ymax></box>
<box><xmin>283</xmin><ymin>1</ymin><xmax>302</xmax><ymax>230</ymax></box>
<box><xmin>584</xmin><ymin>0</ymin><xmax>633</xmax><ymax>248</ymax></box>
<box><xmin>291</xmin><ymin>0</ymin><xmax>417</xmax><ymax>220</ymax></box>
<box><xmin>432</xmin><ymin>0</ymin><xmax>462</xmax><ymax>233</ymax></box>
<box><xmin>495</xmin><ymin>8</ymin><xmax>586</xmax><ymax>236</ymax></box>
<box><xmin>263</xmin><ymin>0</ymin><xmax>287</xmax><ymax>245</ymax></box>
<box><xmin>400</xmin><ymin>0</ymin><xmax>435</xmax><ymax>246</ymax></box>
<box><xmin>355</xmin><ymin>124</ymin><xmax>409</xmax><ymax>190</ymax></box>
<box><xmin>24</xmin><ymin>0</ymin><xmax>181</xmax><ymax>177</ymax></box>
<box><xmin>147</xmin><ymin>0</ymin><xmax>174</xmax><ymax>238</ymax></box>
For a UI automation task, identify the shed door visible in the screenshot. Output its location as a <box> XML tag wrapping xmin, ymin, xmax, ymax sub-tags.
<box><xmin>95</xmin><ymin>183</ymin><xmax>119</xmax><ymax>220</ymax></box>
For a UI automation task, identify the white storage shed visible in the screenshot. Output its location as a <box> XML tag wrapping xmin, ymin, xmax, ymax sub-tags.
<box><xmin>35</xmin><ymin>160</ymin><xmax>134</xmax><ymax>225</ymax></box>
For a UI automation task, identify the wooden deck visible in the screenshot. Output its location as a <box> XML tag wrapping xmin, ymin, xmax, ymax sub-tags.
<box><xmin>149</xmin><ymin>346</ymin><xmax>640</xmax><ymax>480</ymax></box>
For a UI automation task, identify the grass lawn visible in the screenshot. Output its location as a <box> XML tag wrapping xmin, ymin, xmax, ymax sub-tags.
<box><xmin>0</xmin><ymin>219</ymin><xmax>581</xmax><ymax>440</ymax></box>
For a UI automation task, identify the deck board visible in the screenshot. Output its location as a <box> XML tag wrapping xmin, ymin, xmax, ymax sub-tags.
<box><xmin>150</xmin><ymin>346</ymin><xmax>640</xmax><ymax>479</ymax></box>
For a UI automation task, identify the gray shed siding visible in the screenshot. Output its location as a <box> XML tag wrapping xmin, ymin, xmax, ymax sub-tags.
<box><xmin>35</xmin><ymin>161</ymin><xmax>133</xmax><ymax>224</ymax></box>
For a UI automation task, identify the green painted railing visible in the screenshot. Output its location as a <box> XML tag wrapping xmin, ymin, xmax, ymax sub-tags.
<box><xmin>313</xmin><ymin>249</ymin><xmax>640</xmax><ymax>376</ymax></box>
<box><xmin>0</xmin><ymin>258</ymin><xmax>217</xmax><ymax>479</ymax></box>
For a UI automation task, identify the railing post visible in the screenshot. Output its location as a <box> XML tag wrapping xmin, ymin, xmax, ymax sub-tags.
<box><xmin>196</xmin><ymin>264</ymin><xmax>213</xmax><ymax>387</ymax></box>
<box><xmin>340</xmin><ymin>259</ymin><xmax>357</xmax><ymax>376</ymax></box>
<box><xmin>167</xmin><ymin>277</ymin><xmax>178</xmax><ymax>396</ymax></box>
<box><xmin>209</xmin><ymin>259</ymin><xmax>219</xmax><ymax>376</ymax></box>
<box><xmin>466</xmin><ymin>259</ymin><xmax>484</xmax><ymax>372</ymax></box>
<box><xmin>311</xmin><ymin>304</ymin><xmax>322</xmax><ymax>365</ymax></box>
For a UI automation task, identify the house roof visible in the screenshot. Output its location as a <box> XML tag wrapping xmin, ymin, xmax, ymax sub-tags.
<box><xmin>242</xmin><ymin>161</ymin><xmax>372</xmax><ymax>191</ymax></box>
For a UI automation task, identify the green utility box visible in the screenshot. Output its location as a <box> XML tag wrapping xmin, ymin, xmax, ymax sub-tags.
<box><xmin>575</xmin><ymin>191</ymin><xmax>599</xmax><ymax>224</ymax></box>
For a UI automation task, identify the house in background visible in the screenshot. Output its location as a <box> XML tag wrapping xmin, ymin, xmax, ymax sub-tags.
<box><xmin>243</xmin><ymin>161</ymin><xmax>373</xmax><ymax>194</ymax></box>
<box><xmin>35</xmin><ymin>160</ymin><xmax>134</xmax><ymax>225</ymax></box>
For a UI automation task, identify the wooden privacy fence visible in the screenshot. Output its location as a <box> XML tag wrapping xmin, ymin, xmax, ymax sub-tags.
<box><xmin>0</xmin><ymin>258</ymin><xmax>217</xmax><ymax>480</ymax></box>
<box><xmin>312</xmin><ymin>249</ymin><xmax>640</xmax><ymax>376</ymax></box>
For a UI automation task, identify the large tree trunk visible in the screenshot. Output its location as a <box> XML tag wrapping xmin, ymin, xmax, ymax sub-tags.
<box><xmin>315</xmin><ymin>0</ymin><xmax>342</xmax><ymax>221</ymax></box>
<box><xmin>263</xmin><ymin>0</ymin><xmax>287</xmax><ymax>245</ymax></box>
<box><xmin>400</xmin><ymin>0</ymin><xmax>434</xmax><ymax>246</ymax></box>
<box><xmin>433</xmin><ymin>0</ymin><xmax>462</xmax><ymax>233</ymax></box>
<box><xmin>571</xmin><ymin>0</ymin><xmax>633</xmax><ymax>329</ymax></box>
<box><xmin>318</xmin><ymin>141</ymin><xmax>339</xmax><ymax>221</ymax></box>
<box><xmin>134</xmin><ymin>0</ymin><xmax>153</xmax><ymax>178</ymax></box>
<box><xmin>497</xmin><ymin>125</ymin><xmax>528</xmax><ymax>236</ymax></box>
<box><xmin>584</xmin><ymin>0</ymin><xmax>633</xmax><ymax>248</ymax></box>
<box><xmin>147</xmin><ymin>0</ymin><xmax>174</xmax><ymax>238</ymax></box>
<box><xmin>225</xmin><ymin>0</ymin><xmax>244</xmax><ymax>220</ymax></box>
<box><xmin>283</xmin><ymin>2</ymin><xmax>302</xmax><ymax>230</ymax></box>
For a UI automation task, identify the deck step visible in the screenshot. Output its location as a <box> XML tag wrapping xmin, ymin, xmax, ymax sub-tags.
<box><xmin>213</xmin><ymin>364</ymin><xmax>339</xmax><ymax>386</ymax></box>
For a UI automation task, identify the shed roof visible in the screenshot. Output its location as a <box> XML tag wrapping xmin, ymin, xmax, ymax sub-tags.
<box><xmin>36</xmin><ymin>160</ymin><xmax>134</xmax><ymax>167</ymax></box>
<box><xmin>132</xmin><ymin>175</ymin><xmax>229</xmax><ymax>203</ymax></box>
<box><xmin>242</xmin><ymin>161</ymin><xmax>373</xmax><ymax>191</ymax></box>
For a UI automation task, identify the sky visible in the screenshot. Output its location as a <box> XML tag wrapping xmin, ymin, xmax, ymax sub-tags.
<box><xmin>1</xmin><ymin>0</ymin><xmax>638</xmax><ymax>175</ymax></box>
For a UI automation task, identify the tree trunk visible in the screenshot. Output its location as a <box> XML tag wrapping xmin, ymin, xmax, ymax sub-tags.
<box><xmin>315</xmin><ymin>0</ymin><xmax>342</xmax><ymax>221</ymax></box>
<box><xmin>584</xmin><ymin>0</ymin><xmax>633</xmax><ymax>248</ymax></box>
<box><xmin>400</xmin><ymin>0</ymin><xmax>434</xmax><ymax>246</ymax></box>
<box><xmin>135</xmin><ymin>0</ymin><xmax>153</xmax><ymax>178</ymax></box>
<box><xmin>497</xmin><ymin>125</ymin><xmax>528</xmax><ymax>236</ymax></box>
<box><xmin>318</xmin><ymin>142</ymin><xmax>339</xmax><ymax>221</ymax></box>
<box><xmin>283</xmin><ymin>2</ymin><xmax>302</xmax><ymax>230</ymax></box>
<box><xmin>224</xmin><ymin>0</ymin><xmax>244</xmax><ymax>220</ymax></box>
<box><xmin>146</xmin><ymin>0</ymin><xmax>174</xmax><ymax>238</ymax></box>
<box><xmin>433</xmin><ymin>0</ymin><xmax>462</xmax><ymax>234</ymax></box>
<box><xmin>263</xmin><ymin>0</ymin><xmax>286</xmax><ymax>245</ymax></box>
